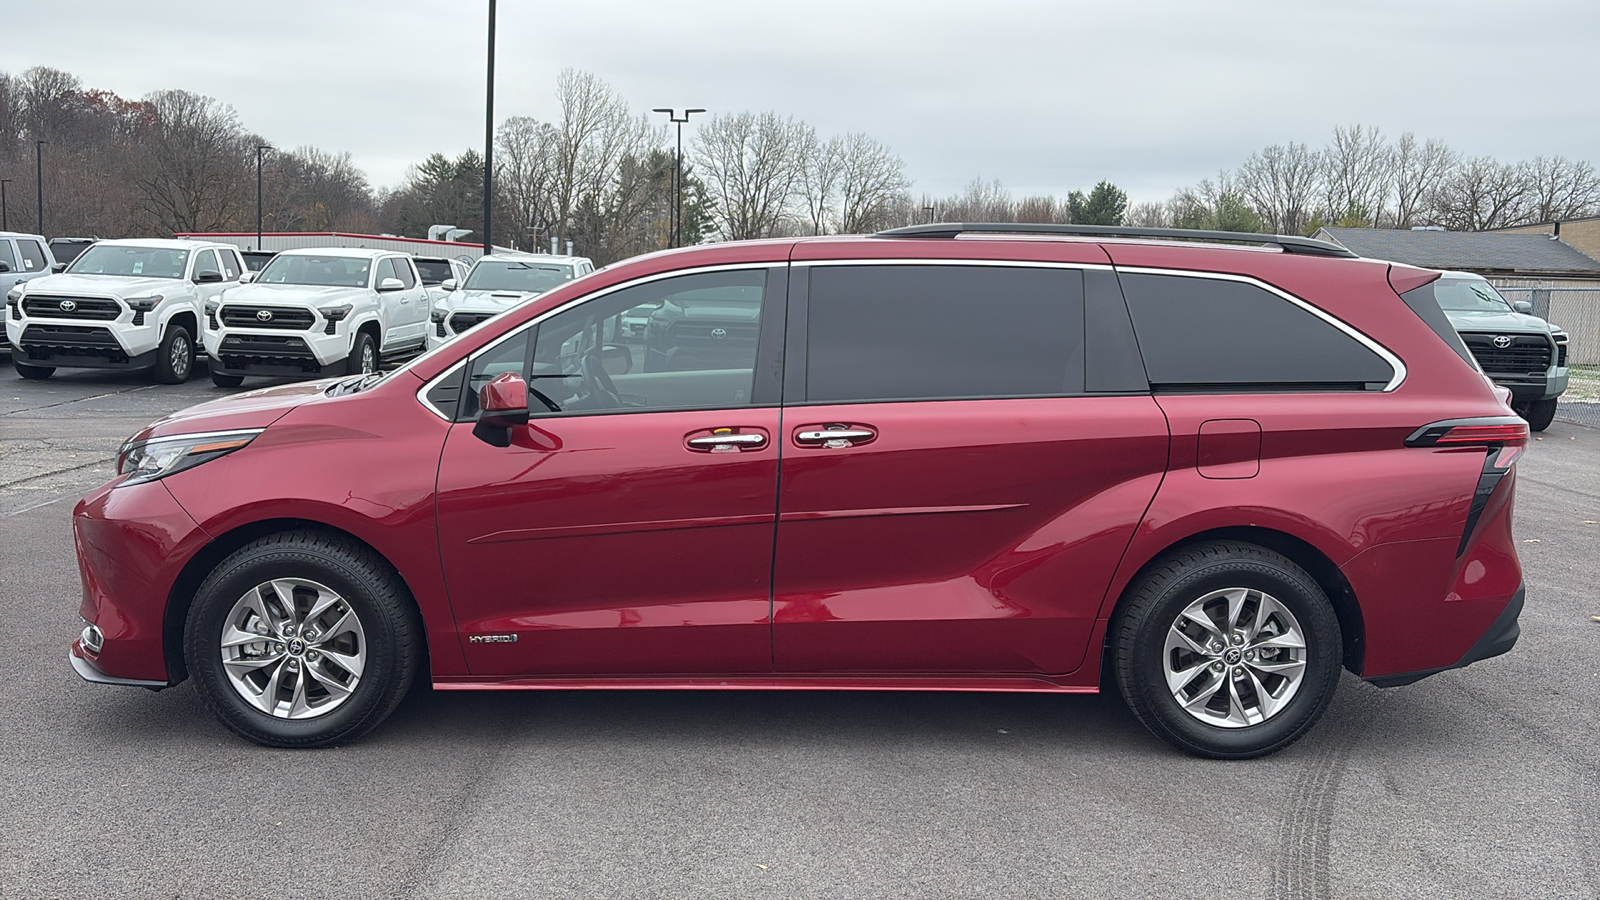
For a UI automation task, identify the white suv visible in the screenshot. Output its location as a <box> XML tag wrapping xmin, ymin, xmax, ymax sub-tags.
<box><xmin>6</xmin><ymin>238</ymin><xmax>242</xmax><ymax>383</ymax></box>
<box><xmin>204</xmin><ymin>248</ymin><xmax>429</xmax><ymax>386</ymax></box>
<box><xmin>427</xmin><ymin>254</ymin><xmax>593</xmax><ymax>350</ymax></box>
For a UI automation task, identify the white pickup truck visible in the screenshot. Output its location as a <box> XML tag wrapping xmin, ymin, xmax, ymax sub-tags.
<box><xmin>427</xmin><ymin>253</ymin><xmax>593</xmax><ymax>351</ymax></box>
<box><xmin>7</xmin><ymin>238</ymin><xmax>244</xmax><ymax>383</ymax></box>
<box><xmin>203</xmin><ymin>247</ymin><xmax>429</xmax><ymax>386</ymax></box>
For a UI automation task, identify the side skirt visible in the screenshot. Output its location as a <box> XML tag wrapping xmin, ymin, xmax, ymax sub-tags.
<box><xmin>432</xmin><ymin>674</ymin><xmax>1102</xmax><ymax>693</ymax></box>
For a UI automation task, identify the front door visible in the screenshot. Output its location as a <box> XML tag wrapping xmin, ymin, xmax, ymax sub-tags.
<box><xmin>772</xmin><ymin>262</ymin><xmax>1169</xmax><ymax>676</ymax></box>
<box><xmin>436</xmin><ymin>266</ymin><xmax>786</xmax><ymax>676</ymax></box>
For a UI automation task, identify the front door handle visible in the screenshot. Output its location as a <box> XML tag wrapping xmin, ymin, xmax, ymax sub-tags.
<box><xmin>686</xmin><ymin>428</ymin><xmax>768</xmax><ymax>453</ymax></box>
<box><xmin>795</xmin><ymin>424</ymin><xmax>876</xmax><ymax>449</ymax></box>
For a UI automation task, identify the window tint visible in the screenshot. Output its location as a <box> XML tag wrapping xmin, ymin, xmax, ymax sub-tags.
<box><xmin>193</xmin><ymin>250</ymin><xmax>221</xmax><ymax>280</ymax></box>
<box><xmin>18</xmin><ymin>240</ymin><xmax>48</xmax><ymax>271</ymax></box>
<box><xmin>529</xmin><ymin>269</ymin><xmax>769</xmax><ymax>416</ymax></box>
<box><xmin>804</xmin><ymin>265</ymin><xmax>1085</xmax><ymax>403</ymax></box>
<box><xmin>0</xmin><ymin>241</ymin><xmax>16</xmax><ymax>271</ymax></box>
<box><xmin>414</xmin><ymin>259</ymin><xmax>454</xmax><ymax>285</ymax></box>
<box><xmin>1119</xmin><ymin>273</ymin><xmax>1393</xmax><ymax>389</ymax></box>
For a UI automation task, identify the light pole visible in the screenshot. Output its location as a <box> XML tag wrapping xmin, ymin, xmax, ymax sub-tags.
<box><xmin>35</xmin><ymin>140</ymin><xmax>47</xmax><ymax>236</ymax></box>
<box><xmin>651</xmin><ymin>108</ymin><xmax>705</xmax><ymax>248</ymax></box>
<box><xmin>255</xmin><ymin>145</ymin><xmax>272</xmax><ymax>251</ymax></box>
<box><xmin>924</xmin><ymin>205</ymin><xmax>934</xmax><ymax>223</ymax></box>
<box><xmin>1</xmin><ymin>179</ymin><xmax>12</xmax><ymax>231</ymax></box>
<box><xmin>483</xmin><ymin>0</ymin><xmax>497</xmax><ymax>254</ymax></box>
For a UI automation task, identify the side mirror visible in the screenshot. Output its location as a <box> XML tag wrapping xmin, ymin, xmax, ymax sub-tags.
<box><xmin>0</xmin><ymin>262</ymin><xmax>10</xmax><ymax>273</ymax></box>
<box><xmin>239</xmin><ymin>271</ymin><xmax>257</xmax><ymax>284</ymax></box>
<box><xmin>600</xmin><ymin>343</ymin><xmax>633</xmax><ymax>376</ymax></box>
<box><xmin>195</xmin><ymin>270</ymin><xmax>223</xmax><ymax>284</ymax></box>
<box><xmin>441</xmin><ymin>278</ymin><xmax>457</xmax><ymax>291</ymax></box>
<box><xmin>472</xmin><ymin>372</ymin><xmax>531</xmax><ymax>447</ymax></box>
<box><xmin>51</xmin><ymin>263</ymin><xmax>66</xmax><ymax>273</ymax></box>
<box><xmin>1512</xmin><ymin>300</ymin><xmax>1533</xmax><ymax>314</ymax></box>
<box><xmin>378</xmin><ymin>277</ymin><xmax>405</xmax><ymax>292</ymax></box>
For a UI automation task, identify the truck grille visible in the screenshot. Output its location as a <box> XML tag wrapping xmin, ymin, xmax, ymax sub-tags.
<box><xmin>449</xmin><ymin>311</ymin><xmax>496</xmax><ymax>334</ymax></box>
<box><xmin>21</xmin><ymin>295</ymin><xmax>122</xmax><ymax>321</ymax></box>
<box><xmin>19</xmin><ymin>324</ymin><xmax>121</xmax><ymax>349</ymax></box>
<box><xmin>219</xmin><ymin>305</ymin><xmax>316</xmax><ymax>330</ymax></box>
<box><xmin>1460</xmin><ymin>334</ymin><xmax>1552</xmax><ymax>377</ymax></box>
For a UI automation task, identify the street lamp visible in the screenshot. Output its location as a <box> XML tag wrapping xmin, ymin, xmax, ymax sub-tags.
<box><xmin>651</xmin><ymin>108</ymin><xmax>706</xmax><ymax>249</ymax></box>
<box><xmin>255</xmin><ymin>145</ymin><xmax>273</xmax><ymax>251</ymax></box>
<box><xmin>1</xmin><ymin>179</ymin><xmax>12</xmax><ymax>231</ymax></box>
<box><xmin>483</xmin><ymin>0</ymin><xmax>497</xmax><ymax>254</ymax></box>
<box><xmin>924</xmin><ymin>205</ymin><xmax>934</xmax><ymax>224</ymax></box>
<box><xmin>35</xmin><ymin>140</ymin><xmax>48</xmax><ymax>236</ymax></box>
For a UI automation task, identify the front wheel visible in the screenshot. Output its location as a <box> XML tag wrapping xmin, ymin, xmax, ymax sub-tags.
<box><xmin>153</xmin><ymin>324</ymin><xmax>194</xmax><ymax>384</ymax></box>
<box><xmin>1521</xmin><ymin>397</ymin><xmax>1558</xmax><ymax>432</ymax></box>
<box><xmin>14</xmin><ymin>360</ymin><xmax>54</xmax><ymax>380</ymax></box>
<box><xmin>183</xmin><ymin>531</ymin><xmax>422</xmax><ymax>748</ymax></box>
<box><xmin>349</xmin><ymin>331</ymin><xmax>378</xmax><ymax>375</ymax></box>
<box><xmin>210</xmin><ymin>370</ymin><xmax>245</xmax><ymax>388</ymax></box>
<box><xmin>1111</xmin><ymin>541</ymin><xmax>1343</xmax><ymax>759</ymax></box>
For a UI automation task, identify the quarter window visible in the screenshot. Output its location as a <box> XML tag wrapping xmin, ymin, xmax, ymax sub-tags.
<box><xmin>1118</xmin><ymin>273</ymin><xmax>1394</xmax><ymax>389</ymax></box>
<box><xmin>803</xmin><ymin>265</ymin><xmax>1085</xmax><ymax>403</ymax></box>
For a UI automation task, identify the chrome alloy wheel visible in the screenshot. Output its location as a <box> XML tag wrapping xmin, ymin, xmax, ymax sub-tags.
<box><xmin>170</xmin><ymin>332</ymin><xmax>191</xmax><ymax>377</ymax></box>
<box><xmin>1163</xmin><ymin>587</ymin><xmax>1307</xmax><ymax>728</ymax></box>
<box><xmin>219</xmin><ymin>578</ymin><xmax>367</xmax><ymax>719</ymax></box>
<box><xmin>360</xmin><ymin>343</ymin><xmax>377</xmax><ymax>373</ymax></box>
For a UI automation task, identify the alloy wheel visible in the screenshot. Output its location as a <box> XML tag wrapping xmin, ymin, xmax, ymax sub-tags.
<box><xmin>1162</xmin><ymin>587</ymin><xmax>1307</xmax><ymax>728</ymax></box>
<box><xmin>219</xmin><ymin>578</ymin><xmax>367</xmax><ymax>719</ymax></box>
<box><xmin>171</xmin><ymin>333</ymin><xmax>190</xmax><ymax>378</ymax></box>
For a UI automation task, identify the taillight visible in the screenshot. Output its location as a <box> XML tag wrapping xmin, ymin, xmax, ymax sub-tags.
<box><xmin>1406</xmin><ymin>418</ymin><xmax>1528</xmax><ymax>468</ymax></box>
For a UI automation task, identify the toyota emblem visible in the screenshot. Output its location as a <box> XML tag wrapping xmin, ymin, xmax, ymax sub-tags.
<box><xmin>1492</xmin><ymin>335</ymin><xmax>1512</xmax><ymax>349</ymax></box>
<box><xmin>59</xmin><ymin>300</ymin><xmax>77</xmax><ymax>312</ymax></box>
<box><xmin>257</xmin><ymin>309</ymin><xmax>274</xmax><ymax>322</ymax></box>
<box><xmin>710</xmin><ymin>327</ymin><xmax>727</xmax><ymax>339</ymax></box>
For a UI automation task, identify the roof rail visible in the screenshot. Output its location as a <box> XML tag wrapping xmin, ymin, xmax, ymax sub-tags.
<box><xmin>873</xmin><ymin>223</ymin><xmax>1356</xmax><ymax>258</ymax></box>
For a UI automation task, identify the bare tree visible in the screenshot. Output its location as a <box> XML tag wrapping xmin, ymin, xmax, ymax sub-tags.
<box><xmin>798</xmin><ymin>133</ymin><xmax>840</xmax><ymax>235</ymax></box>
<box><xmin>835</xmin><ymin>132</ymin><xmax>910</xmax><ymax>233</ymax></box>
<box><xmin>1321</xmin><ymin>124</ymin><xmax>1390</xmax><ymax>226</ymax></box>
<box><xmin>129</xmin><ymin>90</ymin><xmax>251</xmax><ymax>233</ymax></box>
<box><xmin>1432</xmin><ymin>156</ymin><xmax>1534</xmax><ymax>231</ymax></box>
<box><xmin>496</xmin><ymin>115</ymin><xmax>558</xmax><ymax>249</ymax></box>
<box><xmin>1391</xmin><ymin>133</ymin><xmax>1456</xmax><ymax>228</ymax></box>
<box><xmin>693</xmin><ymin>111</ymin><xmax>811</xmax><ymax>240</ymax></box>
<box><xmin>1237</xmin><ymin>142</ymin><xmax>1322</xmax><ymax>234</ymax></box>
<box><xmin>1125</xmin><ymin>200</ymin><xmax>1172</xmax><ymax>228</ymax></box>
<box><xmin>936</xmin><ymin>178</ymin><xmax>1015</xmax><ymax>222</ymax></box>
<box><xmin>1522</xmin><ymin>155</ymin><xmax>1600</xmax><ymax>223</ymax></box>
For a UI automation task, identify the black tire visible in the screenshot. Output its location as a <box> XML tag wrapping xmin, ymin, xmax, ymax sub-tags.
<box><xmin>14</xmin><ymin>359</ymin><xmax>54</xmax><ymax>380</ymax></box>
<box><xmin>153</xmin><ymin>324</ymin><xmax>194</xmax><ymax>384</ymax></box>
<box><xmin>183</xmin><ymin>531</ymin><xmax>422</xmax><ymax>748</ymax></box>
<box><xmin>349</xmin><ymin>331</ymin><xmax>378</xmax><ymax>375</ymax></box>
<box><xmin>210</xmin><ymin>370</ymin><xmax>245</xmax><ymax>388</ymax></box>
<box><xmin>1522</xmin><ymin>397</ymin><xmax>1558</xmax><ymax>432</ymax></box>
<box><xmin>1110</xmin><ymin>541</ymin><xmax>1343</xmax><ymax>759</ymax></box>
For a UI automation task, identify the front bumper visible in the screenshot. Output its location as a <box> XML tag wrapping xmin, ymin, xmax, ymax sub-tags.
<box><xmin>1365</xmin><ymin>585</ymin><xmax>1523</xmax><ymax>688</ymax></box>
<box><xmin>205</xmin><ymin>325</ymin><xmax>352</xmax><ymax>377</ymax></box>
<box><xmin>7</xmin><ymin>317</ymin><xmax>161</xmax><ymax>370</ymax></box>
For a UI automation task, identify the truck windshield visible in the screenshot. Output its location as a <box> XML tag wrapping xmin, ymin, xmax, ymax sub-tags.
<box><xmin>1433</xmin><ymin>277</ymin><xmax>1514</xmax><ymax>313</ymax></box>
<box><xmin>464</xmin><ymin>261</ymin><xmax>574</xmax><ymax>293</ymax></box>
<box><xmin>67</xmin><ymin>245</ymin><xmax>190</xmax><ymax>279</ymax></box>
<box><xmin>258</xmin><ymin>254</ymin><xmax>372</xmax><ymax>288</ymax></box>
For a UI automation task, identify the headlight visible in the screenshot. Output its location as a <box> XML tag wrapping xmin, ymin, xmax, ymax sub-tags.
<box><xmin>126</xmin><ymin>294</ymin><xmax>164</xmax><ymax>312</ymax></box>
<box><xmin>319</xmin><ymin>303</ymin><xmax>353</xmax><ymax>322</ymax></box>
<box><xmin>5</xmin><ymin>289</ymin><xmax>20</xmax><ymax>303</ymax></box>
<box><xmin>430</xmin><ymin>308</ymin><xmax>447</xmax><ymax>323</ymax></box>
<box><xmin>204</xmin><ymin>299</ymin><xmax>220</xmax><ymax>315</ymax></box>
<box><xmin>115</xmin><ymin>429</ymin><xmax>263</xmax><ymax>486</ymax></box>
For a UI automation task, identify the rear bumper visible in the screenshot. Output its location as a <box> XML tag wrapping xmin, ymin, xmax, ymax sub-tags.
<box><xmin>1365</xmin><ymin>584</ymin><xmax>1522</xmax><ymax>688</ymax></box>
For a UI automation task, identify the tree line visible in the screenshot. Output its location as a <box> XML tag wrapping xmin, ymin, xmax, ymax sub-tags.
<box><xmin>4</xmin><ymin>66</ymin><xmax>1598</xmax><ymax>267</ymax></box>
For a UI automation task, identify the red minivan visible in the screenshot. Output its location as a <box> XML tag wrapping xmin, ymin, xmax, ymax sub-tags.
<box><xmin>69</xmin><ymin>225</ymin><xmax>1527</xmax><ymax>758</ymax></box>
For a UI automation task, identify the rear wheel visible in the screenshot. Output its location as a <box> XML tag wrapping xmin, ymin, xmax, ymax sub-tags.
<box><xmin>153</xmin><ymin>324</ymin><xmax>194</xmax><ymax>384</ymax></box>
<box><xmin>183</xmin><ymin>531</ymin><xmax>422</xmax><ymax>748</ymax></box>
<box><xmin>1111</xmin><ymin>541</ymin><xmax>1343</xmax><ymax>759</ymax></box>
<box><xmin>1520</xmin><ymin>397</ymin><xmax>1558</xmax><ymax>432</ymax></box>
<box><xmin>14</xmin><ymin>360</ymin><xmax>54</xmax><ymax>380</ymax></box>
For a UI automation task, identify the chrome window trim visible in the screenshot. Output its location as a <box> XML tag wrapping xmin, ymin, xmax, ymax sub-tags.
<box><xmin>415</xmin><ymin>262</ymin><xmax>780</xmax><ymax>420</ymax></box>
<box><xmin>794</xmin><ymin>258</ymin><xmax>1113</xmax><ymax>271</ymax></box>
<box><xmin>1114</xmin><ymin>265</ymin><xmax>1407</xmax><ymax>392</ymax></box>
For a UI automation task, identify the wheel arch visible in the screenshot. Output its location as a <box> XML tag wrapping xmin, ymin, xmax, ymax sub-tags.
<box><xmin>1100</xmin><ymin>525</ymin><xmax>1366</xmax><ymax>681</ymax></box>
<box><xmin>164</xmin><ymin>309</ymin><xmax>199</xmax><ymax>338</ymax></box>
<box><xmin>162</xmin><ymin>517</ymin><xmax>428</xmax><ymax>684</ymax></box>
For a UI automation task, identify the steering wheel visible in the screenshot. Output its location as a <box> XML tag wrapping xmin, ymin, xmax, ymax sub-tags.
<box><xmin>580</xmin><ymin>352</ymin><xmax>624</xmax><ymax>409</ymax></box>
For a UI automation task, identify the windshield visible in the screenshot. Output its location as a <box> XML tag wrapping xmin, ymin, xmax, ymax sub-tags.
<box><xmin>415</xmin><ymin>259</ymin><xmax>455</xmax><ymax>285</ymax></box>
<box><xmin>257</xmin><ymin>254</ymin><xmax>372</xmax><ymax>288</ymax></box>
<box><xmin>67</xmin><ymin>245</ymin><xmax>190</xmax><ymax>279</ymax></box>
<box><xmin>1433</xmin><ymin>277</ymin><xmax>1514</xmax><ymax>313</ymax></box>
<box><xmin>463</xmin><ymin>260</ymin><xmax>574</xmax><ymax>293</ymax></box>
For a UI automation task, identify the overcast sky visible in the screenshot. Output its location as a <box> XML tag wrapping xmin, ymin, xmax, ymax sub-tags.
<box><xmin>11</xmin><ymin>0</ymin><xmax>1600</xmax><ymax>201</ymax></box>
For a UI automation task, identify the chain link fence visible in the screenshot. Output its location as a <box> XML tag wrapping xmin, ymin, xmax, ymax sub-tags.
<box><xmin>1494</xmin><ymin>286</ymin><xmax>1600</xmax><ymax>428</ymax></box>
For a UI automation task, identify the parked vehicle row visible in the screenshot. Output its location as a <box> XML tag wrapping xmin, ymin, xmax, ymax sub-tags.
<box><xmin>69</xmin><ymin>224</ymin><xmax>1529</xmax><ymax>760</ymax></box>
<box><xmin>428</xmin><ymin>254</ymin><xmax>592</xmax><ymax>350</ymax></box>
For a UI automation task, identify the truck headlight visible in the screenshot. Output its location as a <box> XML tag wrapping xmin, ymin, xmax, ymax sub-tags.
<box><xmin>430</xmin><ymin>308</ymin><xmax>447</xmax><ymax>323</ymax></box>
<box><xmin>116</xmin><ymin>429</ymin><xmax>263</xmax><ymax>486</ymax></box>
<box><xmin>126</xmin><ymin>295</ymin><xmax>164</xmax><ymax>312</ymax></box>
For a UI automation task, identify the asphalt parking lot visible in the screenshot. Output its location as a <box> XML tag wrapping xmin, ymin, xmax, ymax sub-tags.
<box><xmin>2</xmin><ymin>364</ymin><xmax>1597</xmax><ymax>900</ymax></box>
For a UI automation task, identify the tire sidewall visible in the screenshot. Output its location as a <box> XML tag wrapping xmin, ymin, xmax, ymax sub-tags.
<box><xmin>155</xmin><ymin>324</ymin><xmax>193</xmax><ymax>384</ymax></box>
<box><xmin>1128</xmin><ymin>557</ymin><xmax>1341</xmax><ymax>758</ymax></box>
<box><xmin>185</xmin><ymin>542</ymin><xmax>404</xmax><ymax>746</ymax></box>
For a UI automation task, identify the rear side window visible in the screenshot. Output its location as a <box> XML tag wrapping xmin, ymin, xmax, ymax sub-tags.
<box><xmin>219</xmin><ymin>250</ymin><xmax>242</xmax><ymax>280</ymax></box>
<box><xmin>804</xmin><ymin>265</ymin><xmax>1085</xmax><ymax>403</ymax></box>
<box><xmin>392</xmin><ymin>258</ymin><xmax>417</xmax><ymax>289</ymax></box>
<box><xmin>1119</xmin><ymin>272</ymin><xmax>1393</xmax><ymax>390</ymax></box>
<box><xmin>18</xmin><ymin>239</ymin><xmax>48</xmax><ymax>272</ymax></box>
<box><xmin>1399</xmin><ymin>281</ymin><xmax>1481</xmax><ymax>371</ymax></box>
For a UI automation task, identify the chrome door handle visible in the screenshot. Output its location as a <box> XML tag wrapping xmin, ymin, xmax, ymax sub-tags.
<box><xmin>795</xmin><ymin>426</ymin><xmax>876</xmax><ymax>449</ymax></box>
<box><xmin>687</xmin><ymin>432</ymin><xmax>767</xmax><ymax>452</ymax></box>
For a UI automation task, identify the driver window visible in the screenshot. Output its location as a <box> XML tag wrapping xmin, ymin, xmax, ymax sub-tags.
<box><xmin>193</xmin><ymin>250</ymin><xmax>221</xmax><ymax>280</ymax></box>
<box><xmin>529</xmin><ymin>268</ymin><xmax>769</xmax><ymax>416</ymax></box>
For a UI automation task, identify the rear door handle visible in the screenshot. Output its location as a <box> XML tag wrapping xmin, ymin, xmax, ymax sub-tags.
<box><xmin>794</xmin><ymin>424</ymin><xmax>876</xmax><ymax>449</ymax></box>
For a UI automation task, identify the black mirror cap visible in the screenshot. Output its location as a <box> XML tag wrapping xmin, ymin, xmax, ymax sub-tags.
<box><xmin>51</xmin><ymin>263</ymin><xmax>66</xmax><ymax>273</ymax></box>
<box><xmin>195</xmin><ymin>271</ymin><xmax>223</xmax><ymax>284</ymax></box>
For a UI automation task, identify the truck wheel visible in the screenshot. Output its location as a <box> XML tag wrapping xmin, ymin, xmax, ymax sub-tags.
<box><xmin>1522</xmin><ymin>398</ymin><xmax>1558</xmax><ymax>432</ymax></box>
<box><xmin>153</xmin><ymin>325</ymin><xmax>194</xmax><ymax>384</ymax></box>
<box><xmin>349</xmin><ymin>331</ymin><xmax>378</xmax><ymax>375</ymax></box>
<box><xmin>210</xmin><ymin>371</ymin><xmax>245</xmax><ymax>388</ymax></box>
<box><xmin>14</xmin><ymin>360</ymin><xmax>55</xmax><ymax>380</ymax></box>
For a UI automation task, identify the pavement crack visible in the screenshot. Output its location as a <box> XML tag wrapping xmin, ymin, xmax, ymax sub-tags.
<box><xmin>0</xmin><ymin>383</ymin><xmax>161</xmax><ymax>417</ymax></box>
<box><xmin>0</xmin><ymin>457</ymin><xmax>116</xmax><ymax>492</ymax></box>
